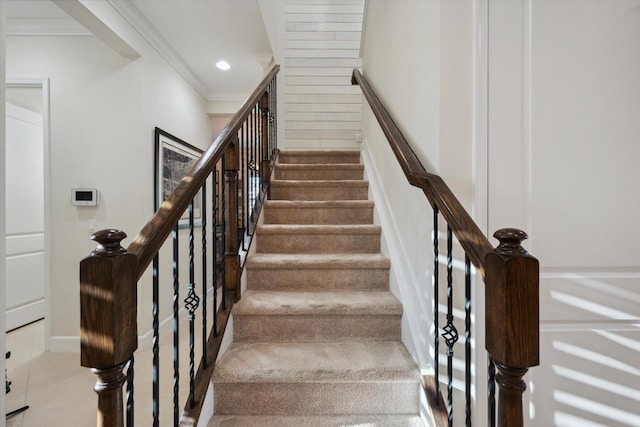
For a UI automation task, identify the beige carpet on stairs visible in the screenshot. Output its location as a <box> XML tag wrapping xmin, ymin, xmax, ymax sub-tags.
<box><xmin>209</xmin><ymin>150</ymin><xmax>424</xmax><ymax>427</ymax></box>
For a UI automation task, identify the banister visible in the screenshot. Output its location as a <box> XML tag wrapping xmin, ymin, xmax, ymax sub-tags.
<box><xmin>351</xmin><ymin>68</ymin><xmax>493</xmax><ymax>278</ymax></box>
<box><xmin>128</xmin><ymin>65</ymin><xmax>280</xmax><ymax>280</ymax></box>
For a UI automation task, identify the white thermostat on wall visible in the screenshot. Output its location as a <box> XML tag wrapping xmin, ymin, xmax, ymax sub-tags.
<box><xmin>71</xmin><ymin>188</ymin><xmax>99</xmax><ymax>206</ymax></box>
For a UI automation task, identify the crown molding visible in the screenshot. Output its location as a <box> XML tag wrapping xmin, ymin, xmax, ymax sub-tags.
<box><xmin>106</xmin><ymin>0</ymin><xmax>209</xmax><ymax>100</ymax></box>
<box><xmin>6</xmin><ymin>18</ymin><xmax>92</xmax><ymax>36</ymax></box>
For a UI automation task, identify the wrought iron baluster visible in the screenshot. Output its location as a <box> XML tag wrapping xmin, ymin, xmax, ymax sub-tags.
<box><xmin>172</xmin><ymin>223</ymin><xmax>179</xmax><ymax>427</ymax></box>
<box><xmin>126</xmin><ymin>356</ymin><xmax>134</xmax><ymax>427</ymax></box>
<box><xmin>221</xmin><ymin>156</ymin><xmax>227</xmax><ymax>311</ymax></box>
<box><xmin>488</xmin><ymin>356</ymin><xmax>496</xmax><ymax>427</ymax></box>
<box><xmin>443</xmin><ymin>225</ymin><xmax>459</xmax><ymax>427</ymax></box>
<box><xmin>212</xmin><ymin>169</ymin><xmax>219</xmax><ymax>336</ymax></box>
<box><xmin>240</xmin><ymin>125</ymin><xmax>246</xmax><ymax>251</ymax></box>
<box><xmin>433</xmin><ymin>206</ymin><xmax>440</xmax><ymax>403</ymax></box>
<box><xmin>152</xmin><ymin>254</ymin><xmax>160</xmax><ymax>426</ymax></box>
<box><xmin>201</xmin><ymin>181</ymin><xmax>208</xmax><ymax>368</ymax></box>
<box><xmin>185</xmin><ymin>200</ymin><xmax>200</xmax><ymax>408</ymax></box>
<box><xmin>465</xmin><ymin>254</ymin><xmax>472</xmax><ymax>427</ymax></box>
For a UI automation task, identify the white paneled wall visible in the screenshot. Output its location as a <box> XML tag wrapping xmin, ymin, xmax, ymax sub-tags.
<box><xmin>284</xmin><ymin>0</ymin><xmax>364</xmax><ymax>149</ymax></box>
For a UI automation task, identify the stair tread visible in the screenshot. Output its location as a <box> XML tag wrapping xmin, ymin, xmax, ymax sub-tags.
<box><xmin>265</xmin><ymin>200</ymin><xmax>374</xmax><ymax>207</ymax></box>
<box><xmin>256</xmin><ymin>224</ymin><xmax>381</xmax><ymax>234</ymax></box>
<box><xmin>233</xmin><ymin>290</ymin><xmax>402</xmax><ymax>316</ymax></box>
<box><xmin>213</xmin><ymin>341</ymin><xmax>420</xmax><ymax>383</ymax></box>
<box><xmin>246</xmin><ymin>253</ymin><xmax>390</xmax><ymax>269</ymax></box>
<box><xmin>271</xmin><ymin>179</ymin><xmax>368</xmax><ymax>186</ymax></box>
<box><xmin>275</xmin><ymin>163</ymin><xmax>364</xmax><ymax>169</ymax></box>
<box><xmin>208</xmin><ymin>415</ymin><xmax>425</xmax><ymax>427</ymax></box>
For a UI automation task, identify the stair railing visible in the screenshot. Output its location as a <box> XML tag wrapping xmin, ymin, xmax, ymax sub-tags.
<box><xmin>352</xmin><ymin>68</ymin><xmax>539</xmax><ymax>427</ymax></box>
<box><xmin>79</xmin><ymin>65</ymin><xmax>279</xmax><ymax>427</ymax></box>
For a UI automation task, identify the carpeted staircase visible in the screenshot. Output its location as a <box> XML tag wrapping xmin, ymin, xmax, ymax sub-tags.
<box><xmin>209</xmin><ymin>150</ymin><xmax>424</xmax><ymax>426</ymax></box>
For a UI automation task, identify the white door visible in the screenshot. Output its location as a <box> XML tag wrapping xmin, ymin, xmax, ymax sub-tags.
<box><xmin>5</xmin><ymin>102</ymin><xmax>45</xmax><ymax>331</ymax></box>
<box><xmin>488</xmin><ymin>1</ymin><xmax>640</xmax><ymax>425</ymax></box>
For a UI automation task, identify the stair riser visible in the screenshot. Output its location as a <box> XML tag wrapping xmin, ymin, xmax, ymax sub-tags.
<box><xmin>214</xmin><ymin>382</ymin><xmax>419</xmax><ymax>415</ymax></box>
<box><xmin>256</xmin><ymin>234</ymin><xmax>380</xmax><ymax>254</ymax></box>
<box><xmin>278</xmin><ymin>153</ymin><xmax>360</xmax><ymax>164</ymax></box>
<box><xmin>264</xmin><ymin>207</ymin><xmax>373</xmax><ymax>225</ymax></box>
<box><xmin>246</xmin><ymin>268</ymin><xmax>390</xmax><ymax>291</ymax></box>
<box><xmin>270</xmin><ymin>185</ymin><xmax>368</xmax><ymax>201</ymax></box>
<box><xmin>234</xmin><ymin>315</ymin><xmax>401</xmax><ymax>342</ymax></box>
<box><xmin>274</xmin><ymin>168</ymin><xmax>363</xmax><ymax>181</ymax></box>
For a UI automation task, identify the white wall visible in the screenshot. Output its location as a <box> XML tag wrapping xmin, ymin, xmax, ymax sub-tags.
<box><xmin>361</xmin><ymin>0</ymin><xmax>477</xmax><ymax>394</ymax></box>
<box><xmin>364</xmin><ymin>0</ymin><xmax>640</xmax><ymax>426</ymax></box>
<box><xmin>488</xmin><ymin>1</ymin><xmax>640</xmax><ymax>425</ymax></box>
<box><xmin>6</xmin><ymin>19</ymin><xmax>212</xmax><ymax>350</ymax></box>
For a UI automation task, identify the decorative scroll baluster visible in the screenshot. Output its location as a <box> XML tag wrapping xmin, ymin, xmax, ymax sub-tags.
<box><xmin>126</xmin><ymin>357</ymin><xmax>134</xmax><ymax>427</ymax></box>
<box><xmin>185</xmin><ymin>200</ymin><xmax>200</xmax><ymax>408</ymax></box>
<box><xmin>443</xmin><ymin>225</ymin><xmax>459</xmax><ymax>426</ymax></box>
<box><xmin>433</xmin><ymin>206</ymin><xmax>440</xmax><ymax>403</ymax></box>
<box><xmin>240</xmin><ymin>125</ymin><xmax>246</xmax><ymax>251</ymax></box>
<box><xmin>201</xmin><ymin>181</ymin><xmax>208</xmax><ymax>368</ymax></box>
<box><xmin>485</xmin><ymin>229</ymin><xmax>539</xmax><ymax>427</ymax></box>
<box><xmin>172</xmin><ymin>224</ymin><xmax>179</xmax><ymax>426</ymax></box>
<box><xmin>465</xmin><ymin>255</ymin><xmax>472</xmax><ymax>427</ymax></box>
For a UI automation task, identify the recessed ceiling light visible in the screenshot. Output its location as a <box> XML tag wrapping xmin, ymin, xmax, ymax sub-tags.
<box><xmin>216</xmin><ymin>60</ymin><xmax>230</xmax><ymax>71</ymax></box>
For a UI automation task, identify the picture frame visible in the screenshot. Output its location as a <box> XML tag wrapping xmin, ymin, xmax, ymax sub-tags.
<box><xmin>154</xmin><ymin>127</ymin><xmax>203</xmax><ymax>226</ymax></box>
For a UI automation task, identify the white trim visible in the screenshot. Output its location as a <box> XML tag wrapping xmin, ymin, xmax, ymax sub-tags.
<box><xmin>6</xmin><ymin>78</ymin><xmax>52</xmax><ymax>351</ymax></box>
<box><xmin>49</xmin><ymin>336</ymin><xmax>80</xmax><ymax>352</ymax></box>
<box><xmin>6</xmin><ymin>300</ymin><xmax>45</xmax><ymax>332</ymax></box>
<box><xmin>0</xmin><ymin>1</ymin><xmax>6</xmax><ymax>420</ymax></box>
<box><xmin>6</xmin><ymin>17</ymin><xmax>92</xmax><ymax>36</ymax></box>
<box><xmin>106</xmin><ymin>0</ymin><xmax>209</xmax><ymax>100</ymax></box>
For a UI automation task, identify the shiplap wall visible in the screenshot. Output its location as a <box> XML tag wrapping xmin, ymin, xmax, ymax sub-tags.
<box><xmin>284</xmin><ymin>0</ymin><xmax>364</xmax><ymax>149</ymax></box>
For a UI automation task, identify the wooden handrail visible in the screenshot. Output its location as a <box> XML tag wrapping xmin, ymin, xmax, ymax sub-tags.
<box><xmin>128</xmin><ymin>65</ymin><xmax>280</xmax><ymax>280</ymax></box>
<box><xmin>351</xmin><ymin>68</ymin><xmax>493</xmax><ymax>278</ymax></box>
<box><xmin>353</xmin><ymin>68</ymin><xmax>539</xmax><ymax>427</ymax></box>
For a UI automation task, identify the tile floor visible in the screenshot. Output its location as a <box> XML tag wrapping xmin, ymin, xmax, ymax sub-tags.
<box><xmin>5</xmin><ymin>321</ymin><xmax>95</xmax><ymax>426</ymax></box>
<box><xmin>5</xmin><ymin>315</ymin><xmax>213</xmax><ymax>426</ymax></box>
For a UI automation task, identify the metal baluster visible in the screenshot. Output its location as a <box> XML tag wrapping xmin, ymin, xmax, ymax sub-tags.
<box><xmin>201</xmin><ymin>181</ymin><xmax>208</xmax><ymax>368</ymax></box>
<box><xmin>221</xmin><ymin>156</ymin><xmax>227</xmax><ymax>311</ymax></box>
<box><xmin>465</xmin><ymin>254</ymin><xmax>472</xmax><ymax>427</ymax></box>
<box><xmin>126</xmin><ymin>356</ymin><xmax>134</xmax><ymax>427</ymax></box>
<box><xmin>212</xmin><ymin>169</ymin><xmax>219</xmax><ymax>336</ymax></box>
<box><xmin>152</xmin><ymin>254</ymin><xmax>160</xmax><ymax>426</ymax></box>
<box><xmin>488</xmin><ymin>356</ymin><xmax>496</xmax><ymax>427</ymax></box>
<box><xmin>444</xmin><ymin>225</ymin><xmax>459</xmax><ymax>427</ymax></box>
<box><xmin>185</xmin><ymin>200</ymin><xmax>200</xmax><ymax>408</ymax></box>
<box><xmin>433</xmin><ymin>206</ymin><xmax>440</xmax><ymax>403</ymax></box>
<box><xmin>172</xmin><ymin>223</ymin><xmax>179</xmax><ymax>426</ymax></box>
<box><xmin>240</xmin><ymin>125</ymin><xmax>246</xmax><ymax>251</ymax></box>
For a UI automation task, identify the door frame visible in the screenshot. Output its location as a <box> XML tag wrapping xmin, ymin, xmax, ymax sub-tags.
<box><xmin>6</xmin><ymin>78</ymin><xmax>52</xmax><ymax>350</ymax></box>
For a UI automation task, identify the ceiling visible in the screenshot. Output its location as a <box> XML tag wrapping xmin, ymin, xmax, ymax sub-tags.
<box><xmin>5</xmin><ymin>0</ymin><xmax>274</xmax><ymax>101</ymax></box>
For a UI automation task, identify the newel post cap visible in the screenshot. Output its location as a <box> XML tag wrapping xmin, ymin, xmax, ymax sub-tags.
<box><xmin>80</xmin><ymin>229</ymin><xmax>138</xmax><ymax>369</ymax></box>
<box><xmin>485</xmin><ymin>228</ymin><xmax>539</xmax><ymax>368</ymax></box>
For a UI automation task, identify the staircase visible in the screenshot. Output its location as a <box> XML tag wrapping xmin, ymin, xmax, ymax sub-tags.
<box><xmin>210</xmin><ymin>150</ymin><xmax>424</xmax><ymax>426</ymax></box>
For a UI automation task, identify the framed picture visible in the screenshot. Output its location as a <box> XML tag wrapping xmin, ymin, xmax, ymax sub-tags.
<box><xmin>154</xmin><ymin>127</ymin><xmax>203</xmax><ymax>226</ymax></box>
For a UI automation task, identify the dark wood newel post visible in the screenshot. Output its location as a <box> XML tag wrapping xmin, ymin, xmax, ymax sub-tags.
<box><xmin>260</xmin><ymin>90</ymin><xmax>271</xmax><ymax>188</ymax></box>
<box><xmin>80</xmin><ymin>229</ymin><xmax>137</xmax><ymax>427</ymax></box>
<box><xmin>485</xmin><ymin>228</ymin><xmax>539</xmax><ymax>427</ymax></box>
<box><xmin>224</xmin><ymin>136</ymin><xmax>241</xmax><ymax>302</ymax></box>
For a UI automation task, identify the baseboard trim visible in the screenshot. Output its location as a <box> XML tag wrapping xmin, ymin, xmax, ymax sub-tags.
<box><xmin>6</xmin><ymin>299</ymin><xmax>45</xmax><ymax>332</ymax></box>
